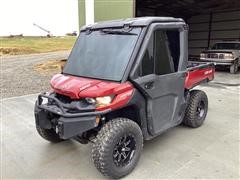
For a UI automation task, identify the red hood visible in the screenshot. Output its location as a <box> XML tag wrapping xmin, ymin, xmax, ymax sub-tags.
<box><xmin>50</xmin><ymin>74</ymin><xmax>133</xmax><ymax>99</ymax></box>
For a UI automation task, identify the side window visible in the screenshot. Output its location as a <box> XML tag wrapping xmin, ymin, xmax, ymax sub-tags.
<box><xmin>140</xmin><ymin>36</ymin><xmax>154</xmax><ymax>76</ymax></box>
<box><xmin>139</xmin><ymin>29</ymin><xmax>180</xmax><ymax>76</ymax></box>
<box><xmin>166</xmin><ymin>30</ymin><xmax>180</xmax><ymax>72</ymax></box>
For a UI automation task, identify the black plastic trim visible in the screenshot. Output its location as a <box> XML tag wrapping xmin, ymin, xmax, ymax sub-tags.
<box><xmin>37</xmin><ymin>93</ymin><xmax>111</xmax><ymax>118</ymax></box>
<box><xmin>58</xmin><ymin>116</ymin><xmax>97</xmax><ymax>139</ymax></box>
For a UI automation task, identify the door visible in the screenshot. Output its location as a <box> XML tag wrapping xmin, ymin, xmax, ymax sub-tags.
<box><xmin>132</xmin><ymin>29</ymin><xmax>186</xmax><ymax>135</ymax></box>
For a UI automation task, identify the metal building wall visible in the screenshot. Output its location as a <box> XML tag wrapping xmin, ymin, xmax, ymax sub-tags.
<box><xmin>94</xmin><ymin>0</ymin><xmax>134</xmax><ymax>22</ymax></box>
<box><xmin>78</xmin><ymin>0</ymin><xmax>86</xmax><ymax>28</ymax></box>
<box><xmin>78</xmin><ymin>0</ymin><xmax>134</xmax><ymax>28</ymax></box>
<box><xmin>188</xmin><ymin>10</ymin><xmax>240</xmax><ymax>57</ymax></box>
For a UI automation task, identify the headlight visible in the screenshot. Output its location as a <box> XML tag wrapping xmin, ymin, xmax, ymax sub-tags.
<box><xmin>200</xmin><ymin>53</ymin><xmax>206</xmax><ymax>58</ymax></box>
<box><xmin>85</xmin><ymin>97</ymin><xmax>96</xmax><ymax>104</ymax></box>
<box><xmin>85</xmin><ymin>96</ymin><xmax>114</xmax><ymax>107</ymax></box>
<box><xmin>224</xmin><ymin>53</ymin><xmax>234</xmax><ymax>60</ymax></box>
<box><xmin>96</xmin><ymin>96</ymin><xmax>113</xmax><ymax>107</ymax></box>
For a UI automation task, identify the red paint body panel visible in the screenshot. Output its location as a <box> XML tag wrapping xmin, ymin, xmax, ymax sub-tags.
<box><xmin>50</xmin><ymin>74</ymin><xmax>100</xmax><ymax>99</ymax></box>
<box><xmin>185</xmin><ymin>67</ymin><xmax>215</xmax><ymax>89</ymax></box>
<box><xmin>51</xmin><ymin>74</ymin><xmax>134</xmax><ymax>111</ymax></box>
<box><xmin>96</xmin><ymin>89</ymin><xmax>134</xmax><ymax>111</ymax></box>
<box><xmin>50</xmin><ymin>74</ymin><xmax>134</xmax><ymax>110</ymax></box>
<box><xmin>51</xmin><ymin>74</ymin><xmax>133</xmax><ymax>99</ymax></box>
<box><xmin>51</xmin><ymin>65</ymin><xmax>214</xmax><ymax>111</ymax></box>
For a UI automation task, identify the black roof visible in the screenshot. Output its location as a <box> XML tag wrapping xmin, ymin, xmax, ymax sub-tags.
<box><xmin>81</xmin><ymin>17</ymin><xmax>185</xmax><ymax>31</ymax></box>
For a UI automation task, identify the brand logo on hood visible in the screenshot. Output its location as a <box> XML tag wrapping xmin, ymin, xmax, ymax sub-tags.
<box><xmin>79</xmin><ymin>83</ymin><xmax>92</xmax><ymax>91</ymax></box>
<box><xmin>59</xmin><ymin>84</ymin><xmax>69</xmax><ymax>90</ymax></box>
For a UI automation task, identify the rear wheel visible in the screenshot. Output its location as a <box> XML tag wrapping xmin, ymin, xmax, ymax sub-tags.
<box><xmin>92</xmin><ymin>118</ymin><xmax>143</xmax><ymax>179</ymax></box>
<box><xmin>183</xmin><ymin>90</ymin><xmax>208</xmax><ymax>128</ymax></box>
<box><xmin>36</xmin><ymin>125</ymin><xmax>63</xmax><ymax>143</ymax></box>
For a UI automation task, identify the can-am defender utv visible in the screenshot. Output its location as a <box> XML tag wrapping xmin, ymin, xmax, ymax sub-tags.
<box><xmin>34</xmin><ymin>17</ymin><xmax>214</xmax><ymax>179</ymax></box>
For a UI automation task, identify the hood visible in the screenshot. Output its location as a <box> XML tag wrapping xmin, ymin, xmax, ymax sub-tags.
<box><xmin>50</xmin><ymin>74</ymin><xmax>132</xmax><ymax>99</ymax></box>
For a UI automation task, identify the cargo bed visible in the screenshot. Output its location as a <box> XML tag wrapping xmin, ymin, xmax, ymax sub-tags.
<box><xmin>185</xmin><ymin>62</ymin><xmax>215</xmax><ymax>89</ymax></box>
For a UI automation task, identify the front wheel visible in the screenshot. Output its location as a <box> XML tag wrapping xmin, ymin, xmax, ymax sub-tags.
<box><xmin>92</xmin><ymin>118</ymin><xmax>143</xmax><ymax>179</ymax></box>
<box><xmin>183</xmin><ymin>90</ymin><xmax>208</xmax><ymax>128</ymax></box>
<box><xmin>230</xmin><ymin>61</ymin><xmax>238</xmax><ymax>74</ymax></box>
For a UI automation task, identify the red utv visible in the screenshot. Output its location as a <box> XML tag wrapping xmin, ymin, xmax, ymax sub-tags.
<box><xmin>34</xmin><ymin>17</ymin><xmax>214</xmax><ymax>178</ymax></box>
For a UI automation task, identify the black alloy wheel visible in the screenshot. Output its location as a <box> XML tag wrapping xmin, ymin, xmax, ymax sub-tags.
<box><xmin>183</xmin><ymin>90</ymin><xmax>208</xmax><ymax>128</ymax></box>
<box><xmin>92</xmin><ymin>118</ymin><xmax>143</xmax><ymax>179</ymax></box>
<box><xmin>196</xmin><ymin>101</ymin><xmax>205</xmax><ymax>120</ymax></box>
<box><xmin>113</xmin><ymin>134</ymin><xmax>136</xmax><ymax>167</ymax></box>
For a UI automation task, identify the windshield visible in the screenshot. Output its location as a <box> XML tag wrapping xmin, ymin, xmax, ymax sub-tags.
<box><xmin>212</xmin><ymin>43</ymin><xmax>240</xmax><ymax>50</ymax></box>
<box><xmin>63</xmin><ymin>27</ymin><xmax>141</xmax><ymax>81</ymax></box>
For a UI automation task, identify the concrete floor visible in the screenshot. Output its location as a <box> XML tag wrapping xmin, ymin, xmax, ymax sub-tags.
<box><xmin>1</xmin><ymin>72</ymin><xmax>239</xmax><ymax>179</ymax></box>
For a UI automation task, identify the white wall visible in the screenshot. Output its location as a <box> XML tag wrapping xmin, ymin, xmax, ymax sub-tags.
<box><xmin>0</xmin><ymin>0</ymin><xmax>79</xmax><ymax>36</ymax></box>
<box><xmin>85</xmin><ymin>0</ymin><xmax>94</xmax><ymax>25</ymax></box>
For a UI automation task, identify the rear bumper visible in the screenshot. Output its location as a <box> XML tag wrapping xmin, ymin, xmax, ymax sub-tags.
<box><xmin>34</xmin><ymin>93</ymin><xmax>110</xmax><ymax>139</ymax></box>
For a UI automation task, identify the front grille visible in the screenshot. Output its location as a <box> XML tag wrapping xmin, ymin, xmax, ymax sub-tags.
<box><xmin>52</xmin><ymin>93</ymin><xmax>95</xmax><ymax>113</ymax></box>
<box><xmin>206</xmin><ymin>53</ymin><xmax>225</xmax><ymax>59</ymax></box>
<box><xmin>55</xmin><ymin>93</ymin><xmax>72</xmax><ymax>103</ymax></box>
<box><xmin>219</xmin><ymin>54</ymin><xmax>224</xmax><ymax>59</ymax></box>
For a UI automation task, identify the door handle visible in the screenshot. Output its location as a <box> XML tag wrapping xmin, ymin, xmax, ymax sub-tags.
<box><xmin>144</xmin><ymin>81</ymin><xmax>154</xmax><ymax>89</ymax></box>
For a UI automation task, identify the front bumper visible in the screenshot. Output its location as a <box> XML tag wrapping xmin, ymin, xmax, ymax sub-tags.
<box><xmin>34</xmin><ymin>93</ymin><xmax>111</xmax><ymax>139</ymax></box>
<box><xmin>199</xmin><ymin>58</ymin><xmax>234</xmax><ymax>65</ymax></box>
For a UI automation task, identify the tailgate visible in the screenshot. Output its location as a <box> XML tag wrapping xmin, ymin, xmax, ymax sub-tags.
<box><xmin>185</xmin><ymin>62</ymin><xmax>215</xmax><ymax>89</ymax></box>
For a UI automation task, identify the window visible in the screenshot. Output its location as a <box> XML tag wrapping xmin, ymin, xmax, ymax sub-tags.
<box><xmin>139</xmin><ymin>29</ymin><xmax>180</xmax><ymax>76</ymax></box>
<box><xmin>64</xmin><ymin>28</ymin><xmax>141</xmax><ymax>81</ymax></box>
<box><xmin>141</xmin><ymin>35</ymin><xmax>154</xmax><ymax>76</ymax></box>
<box><xmin>212</xmin><ymin>43</ymin><xmax>240</xmax><ymax>50</ymax></box>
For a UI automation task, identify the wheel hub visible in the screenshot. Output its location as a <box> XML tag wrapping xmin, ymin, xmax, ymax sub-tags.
<box><xmin>196</xmin><ymin>101</ymin><xmax>205</xmax><ymax>119</ymax></box>
<box><xmin>113</xmin><ymin>134</ymin><xmax>136</xmax><ymax>167</ymax></box>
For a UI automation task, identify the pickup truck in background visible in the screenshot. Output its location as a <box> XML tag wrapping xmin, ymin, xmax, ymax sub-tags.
<box><xmin>199</xmin><ymin>41</ymin><xmax>240</xmax><ymax>74</ymax></box>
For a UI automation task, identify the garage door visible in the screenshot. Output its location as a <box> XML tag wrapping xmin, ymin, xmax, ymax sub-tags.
<box><xmin>188</xmin><ymin>10</ymin><xmax>240</xmax><ymax>57</ymax></box>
